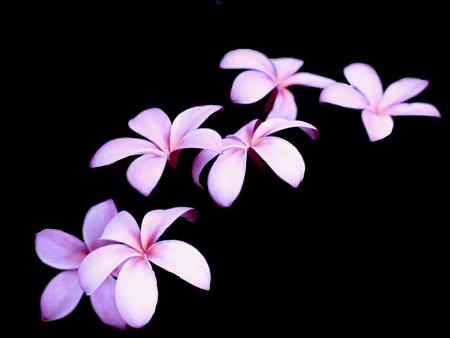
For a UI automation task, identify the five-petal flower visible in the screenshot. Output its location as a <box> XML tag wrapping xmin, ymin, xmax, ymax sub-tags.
<box><xmin>319</xmin><ymin>63</ymin><xmax>441</xmax><ymax>142</ymax></box>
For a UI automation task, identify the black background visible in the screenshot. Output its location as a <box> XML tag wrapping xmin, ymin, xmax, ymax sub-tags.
<box><xmin>24</xmin><ymin>1</ymin><xmax>448</xmax><ymax>336</ymax></box>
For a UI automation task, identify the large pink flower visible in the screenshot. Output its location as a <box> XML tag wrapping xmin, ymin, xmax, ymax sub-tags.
<box><xmin>78</xmin><ymin>207</ymin><xmax>210</xmax><ymax>328</ymax></box>
<box><xmin>91</xmin><ymin>105</ymin><xmax>223</xmax><ymax>196</ymax></box>
<box><xmin>220</xmin><ymin>49</ymin><xmax>335</xmax><ymax>120</ymax></box>
<box><xmin>320</xmin><ymin>63</ymin><xmax>441</xmax><ymax>142</ymax></box>
<box><xmin>35</xmin><ymin>199</ymin><xmax>127</xmax><ymax>329</ymax></box>
<box><xmin>192</xmin><ymin>118</ymin><xmax>319</xmax><ymax>207</ymax></box>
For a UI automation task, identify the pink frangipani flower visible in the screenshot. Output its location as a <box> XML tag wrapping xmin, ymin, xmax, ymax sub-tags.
<box><xmin>220</xmin><ymin>49</ymin><xmax>335</xmax><ymax>120</ymax></box>
<box><xmin>35</xmin><ymin>199</ymin><xmax>127</xmax><ymax>329</ymax></box>
<box><xmin>192</xmin><ymin>118</ymin><xmax>319</xmax><ymax>207</ymax></box>
<box><xmin>320</xmin><ymin>63</ymin><xmax>441</xmax><ymax>142</ymax></box>
<box><xmin>78</xmin><ymin>207</ymin><xmax>210</xmax><ymax>329</ymax></box>
<box><xmin>91</xmin><ymin>105</ymin><xmax>223</xmax><ymax>196</ymax></box>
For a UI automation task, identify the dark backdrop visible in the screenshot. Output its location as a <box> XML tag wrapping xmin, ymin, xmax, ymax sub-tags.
<box><xmin>25</xmin><ymin>1</ymin><xmax>448</xmax><ymax>336</ymax></box>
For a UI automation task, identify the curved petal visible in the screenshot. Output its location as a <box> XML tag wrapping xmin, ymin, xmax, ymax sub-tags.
<box><xmin>230</xmin><ymin>70</ymin><xmax>276</xmax><ymax>104</ymax></box>
<box><xmin>148</xmin><ymin>240</ymin><xmax>211</xmax><ymax>291</ymax></box>
<box><xmin>208</xmin><ymin>148</ymin><xmax>247</xmax><ymax>208</ymax></box>
<box><xmin>253</xmin><ymin>118</ymin><xmax>319</xmax><ymax>142</ymax></box>
<box><xmin>90</xmin><ymin>276</ymin><xmax>127</xmax><ymax>329</ymax></box>
<box><xmin>36</xmin><ymin>229</ymin><xmax>88</xmax><ymax>270</ymax></box>
<box><xmin>344</xmin><ymin>63</ymin><xmax>383</xmax><ymax>107</ymax></box>
<box><xmin>270</xmin><ymin>57</ymin><xmax>303</xmax><ymax>81</ymax></box>
<box><xmin>40</xmin><ymin>270</ymin><xmax>83</xmax><ymax>321</ymax></box>
<box><xmin>90</xmin><ymin>138</ymin><xmax>160</xmax><ymax>168</ymax></box>
<box><xmin>219</xmin><ymin>49</ymin><xmax>275</xmax><ymax>77</ymax></box>
<box><xmin>379</xmin><ymin>78</ymin><xmax>429</xmax><ymax>109</ymax></box>
<box><xmin>284</xmin><ymin>72</ymin><xmax>335</xmax><ymax>88</ymax></box>
<box><xmin>141</xmin><ymin>207</ymin><xmax>197</xmax><ymax>250</ymax></box>
<box><xmin>192</xmin><ymin>150</ymin><xmax>219</xmax><ymax>188</ymax></box>
<box><xmin>320</xmin><ymin>83</ymin><xmax>370</xmax><ymax>109</ymax></box>
<box><xmin>126</xmin><ymin>154</ymin><xmax>167</xmax><ymax>196</ymax></box>
<box><xmin>170</xmin><ymin>105</ymin><xmax>222</xmax><ymax>149</ymax></box>
<box><xmin>82</xmin><ymin>199</ymin><xmax>118</xmax><ymax>251</ymax></box>
<box><xmin>172</xmin><ymin>128</ymin><xmax>223</xmax><ymax>153</ymax></box>
<box><xmin>100</xmin><ymin>211</ymin><xmax>142</xmax><ymax>251</ymax></box>
<box><xmin>79</xmin><ymin>244</ymin><xmax>141</xmax><ymax>295</ymax></box>
<box><xmin>361</xmin><ymin>110</ymin><xmax>394</xmax><ymax>142</ymax></box>
<box><xmin>128</xmin><ymin>108</ymin><xmax>171</xmax><ymax>150</ymax></box>
<box><xmin>233</xmin><ymin>119</ymin><xmax>260</xmax><ymax>145</ymax></box>
<box><xmin>385</xmin><ymin>102</ymin><xmax>441</xmax><ymax>117</ymax></box>
<box><xmin>253</xmin><ymin>136</ymin><xmax>305</xmax><ymax>187</ymax></box>
<box><xmin>267</xmin><ymin>89</ymin><xmax>297</xmax><ymax>120</ymax></box>
<box><xmin>115</xmin><ymin>257</ymin><xmax>158</xmax><ymax>328</ymax></box>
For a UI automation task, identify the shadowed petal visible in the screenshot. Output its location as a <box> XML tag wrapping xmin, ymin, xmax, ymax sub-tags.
<box><xmin>271</xmin><ymin>57</ymin><xmax>303</xmax><ymax>81</ymax></box>
<box><xmin>126</xmin><ymin>154</ymin><xmax>167</xmax><ymax>196</ymax></box>
<box><xmin>344</xmin><ymin>63</ymin><xmax>383</xmax><ymax>107</ymax></box>
<box><xmin>267</xmin><ymin>89</ymin><xmax>297</xmax><ymax>120</ymax></box>
<box><xmin>253</xmin><ymin>118</ymin><xmax>319</xmax><ymax>142</ymax></box>
<box><xmin>101</xmin><ymin>211</ymin><xmax>142</xmax><ymax>251</ymax></box>
<box><xmin>220</xmin><ymin>49</ymin><xmax>275</xmax><ymax>76</ymax></box>
<box><xmin>320</xmin><ymin>83</ymin><xmax>370</xmax><ymax>109</ymax></box>
<box><xmin>172</xmin><ymin>128</ymin><xmax>222</xmax><ymax>153</ymax></box>
<box><xmin>284</xmin><ymin>72</ymin><xmax>335</xmax><ymax>88</ymax></box>
<box><xmin>385</xmin><ymin>103</ymin><xmax>441</xmax><ymax>117</ymax></box>
<box><xmin>379</xmin><ymin>78</ymin><xmax>429</xmax><ymax>109</ymax></box>
<box><xmin>192</xmin><ymin>150</ymin><xmax>219</xmax><ymax>188</ymax></box>
<box><xmin>128</xmin><ymin>108</ymin><xmax>171</xmax><ymax>150</ymax></box>
<box><xmin>230</xmin><ymin>70</ymin><xmax>276</xmax><ymax>104</ymax></box>
<box><xmin>83</xmin><ymin>199</ymin><xmax>118</xmax><ymax>251</ymax></box>
<box><xmin>361</xmin><ymin>110</ymin><xmax>394</xmax><ymax>142</ymax></box>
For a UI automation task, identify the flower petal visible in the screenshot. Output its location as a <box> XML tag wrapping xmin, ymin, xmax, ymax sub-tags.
<box><xmin>379</xmin><ymin>78</ymin><xmax>429</xmax><ymax>109</ymax></box>
<box><xmin>40</xmin><ymin>270</ymin><xmax>83</xmax><ymax>321</ymax></box>
<box><xmin>79</xmin><ymin>244</ymin><xmax>141</xmax><ymax>295</ymax></box>
<box><xmin>115</xmin><ymin>257</ymin><xmax>158</xmax><ymax>328</ymax></box>
<box><xmin>284</xmin><ymin>72</ymin><xmax>335</xmax><ymax>88</ymax></box>
<box><xmin>128</xmin><ymin>108</ymin><xmax>172</xmax><ymax>150</ymax></box>
<box><xmin>192</xmin><ymin>150</ymin><xmax>219</xmax><ymax>188</ymax></box>
<box><xmin>267</xmin><ymin>89</ymin><xmax>297</xmax><ymax>120</ymax></box>
<box><xmin>82</xmin><ymin>199</ymin><xmax>118</xmax><ymax>251</ymax></box>
<box><xmin>320</xmin><ymin>83</ymin><xmax>370</xmax><ymax>109</ymax></box>
<box><xmin>126</xmin><ymin>153</ymin><xmax>167</xmax><ymax>196</ymax></box>
<box><xmin>90</xmin><ymin>138</ymin><xmax>161</xmax><ymax>168</ymax></box>
<box><xmin>172</xmin><ymin>128</ymin><xmax>223</xmax><ymax>153</ymax></box>
<box><xmin>141</xmin><ymin>207</ymin><xmax>197</xmax><ymax>250</ymax></box>
<box><xmin>36</xmin><ymin>229</ymin><xmax>88</xmax><ymax>270</ymax></box>
<box><xmin>208</xmin><ymin>148</ymin><xmax>247</xmax><ymax>207</ymax></box>
<box><xmin>233</xmin><ymin>119</ymin><xmax>260</xmax><ymax>145</ymax></box>
<box><xmin>219</xmin><ymin>49</ymin><xmax>275</xmax><ymax>76</ymax></box>
<box><xmin>90</xmin><ymin>276</ymin><xmax>127</xmax><ymax>329</ymax></box>
<box><xmin>343</xmin><ymin>63</ymin><xmax>383</xmax><ymax>107</ymax></box>
<box><xmin>148</xmin><ymin>240</ymin><xmax>211</xmax><ymax>291</ymax></box>
<box><xmin>230</xmin><ymin>70</ymin><xmax>276</xmax><ymax>104</ymax></box>
<box><xmin>252</xmin><ymin>118</ymin><xmax>319</xmax><ymax>142</ymax></box>
<box><xmin>253</xmin><ymin>136</ymin><xmax>305</xmax><ymax>187</ymax></box>
<box><xmin>385</xmin><ymin>103</ymin><xmax>441</xmax><ymax>117</ymax></box>
<box><xmin>270</xmin><ymin>57</ymin><xmax>303</xmax><ymax>81</ymax></box>
<box><xmin>170</xmin><ymin>105</ymin><xmax>222</xmax><ymax>149</ymax></box>
<box><xmin>361</xmin><ymin>110</ymin><xmax>394</xmax><ymax>142</ymax></box>
<box><xmin>101</xmin><ymin>211</ymin><xmax>142</xmax><ymax>251</ymax></box>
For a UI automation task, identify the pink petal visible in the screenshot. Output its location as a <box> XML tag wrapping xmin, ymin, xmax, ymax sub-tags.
<box><xmin>192</xmin><ymin>150</ymin><xmax>219</xmax><ymax>188</ymax></box>
<box><xmin>219</xmin><ymin>49</ymin><xmax>275</xmax><ymax>77</ymax></box>
<box><xmin>115</xmin><ymin>257</ymin><xmax>158</xmax><ymax>328</ymax></box>
<box><xmin>128</xmin><ymin>108</ymin><xmax>172</xmax><ymax>150</ymax></box>
<box><xmin>233</xmin><ymin>119</ymin><xmax>260</xmax><ymax>145</ymax></box>
<box><xmin>40</xmin><ymin>270</ymin><xmax>83</xmax><ymax>321</ymax></box>
<box><xmin>148</xmin><ymin>240</ymin><xmax>211</xmax><ymax>290</ymax></box>
<box><xmin>90</xmin><ymin>276</ymin><xmax>127</xmax><ymax>329</ymax></box>
<box><xmin>385</xmin><ymin>103</ymin><xmax>441</xmax><ymax>117</ymax></box>
<box><xmin>126</xmin><ymin>153</ymin><xmax>167</xmax><ymax>196</ymax></box>
<box><xmin>270</xmin><ymin>57</ymin><xmax>304</xmax><ymax>81</ymax></box>
<box><xmin>252</xmin><ymin>118</ymin><xmax>319</xmax><ymax>142</ymax></box>
<box><xmin>361</xmin><ymin>110</ymin><xmax>394</xmax><ymax>142</ymax></box>
<box><xmin>379</xmin><ymin>78</ymin><xmax>429</xmax><ymax>109</ymax></box>
<box><xmin>172</xmin><ymin>128</ymin><xmax>222</xmax><ymax>153</ymax></box>
<box><xmin>90</xmin><ymin>138</ymin><xmax>161</xmax><ymax>168</ymax></box>
<box><xmin>82</xmin><ymin>199</ymin><xmax>118</xmax><ymax>251</ymax></box>
<box><xmin>79</xmin><ymin>244</ymin><xmax>141</xmax><ymax>295</ymax></box>
<box><xmin>141</xmin><ymin>207</ymin><xmax>197</xmax><ymax>250</ymax></box>
<box><xmin>169</xmin><ymin>105</ymin><xmax>222</xmax><ymax>149</ymax></box>
<box><xmin>207</xmin><ymin>148</ymin><xmax>247</xmax><ymax>207</ymax></box>
<box><xmin>101</xmin><ymin>211</ymin><xmax>142</xmax><ymax>251</ymax></box>
<box><xmin>344</xmin><ymin>63</ymin><xmax>383</xmax><ymax>107</ymax></box>
<box><xmin>320</xmin><ymin>83</ymin><xmax>370</xmax><ymax>109</ymax></box>
<box><xmin>230</xmin><ymin>70</ymin><xmax>276</xmax><ymax>104</ymax></box>
<box><xmin>267</xmin><ymin>89</ymin><xmax>297</xmax><ymax>120</ymax></box>
<box><xmin>36</xmin><ymin>229</ymin><xmax>88</xmax><ymax>270</ymax></box>
<box><xmin>284</xmin><ymin>72</ymin><xmax>336</xmax><ymax>88</ymax></box>
<box><xmin>253</xmin><ymin>136</ymin><xmax>305</xmax><ymax>187</ymax></box>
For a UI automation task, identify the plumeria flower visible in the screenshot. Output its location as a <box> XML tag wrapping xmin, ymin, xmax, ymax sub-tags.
<box><xmin>192</xmin><ymin>118</ymin><xmax>319</xmax><ymax>207</ymax></box>
<box><xmin>220</xmin><ymin>49</ymin><xmax>335</xmax><ymax>120</ymax></box>
<box><xmin>320</xmin><ymin>63</ymin><xmax>441</xmax><ymax>142</ymax></box>
<box><xmin>35</xmin><ymin>199</ymin><xmax>126</xmax><ymax>329</ymax></box>
<box><xmin>91</xmin><ymin>105</ymin><xmax>223</xmax><ymax>196</ymax></box>
<box><xmin>78</xmin><ymin>207</ymin><xmax>210</xmax><ymax>328</ymax></box>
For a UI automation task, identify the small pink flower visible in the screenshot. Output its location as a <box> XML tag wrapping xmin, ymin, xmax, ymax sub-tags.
<box><xmin>35</xmin><ymin>199</ymin><xmax>127</xmax><ymax>329</ymax></box>
<box><xmin>220</xmin><ymin>49</ymin><xmax>335</xmax><ymax>120</ymax></box>
<box><xmin>192</xmin><ymin>118</ymin><xmax>319</xmax><ymax>207</ymax></box>
<box><xmin>320</xmin><ymin>63</ymin><xmax>441</xmax><ymax>142</ymax></box>
<box><xmin>78</xmin><ymin>207</ymin><xmax>210</xmax><ymax>329</ymax></box>
<box><xmin>91</xmin><ymin>105</ymin><xmax>223</xmax><ymax>196</ymax></box>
